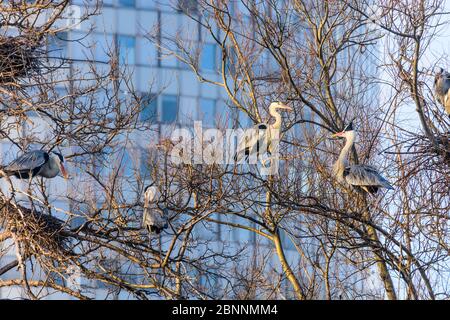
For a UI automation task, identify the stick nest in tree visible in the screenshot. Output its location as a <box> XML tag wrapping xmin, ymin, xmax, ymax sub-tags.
<box><xmin>0</xmin><ymin>202</ymin><xmax>72</xmax><ymax>261</ymax></box>
<box><xmin>0</xmin><ymin>36</ymin><xmax>44</xmax><ymax>84</ymax></box>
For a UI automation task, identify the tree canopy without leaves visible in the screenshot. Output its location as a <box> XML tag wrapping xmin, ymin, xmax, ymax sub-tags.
<box><xmin>0</xmin><ymin>0</ymin><xmax>448</xmax><ymax>300</ymax></box>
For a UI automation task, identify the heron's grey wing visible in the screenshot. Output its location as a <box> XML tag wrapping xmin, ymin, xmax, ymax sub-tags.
<box><xmin>344</xmin><ymin>165</ymin><xmax>393</xmax><ymax>189</ymax></box>
<box><xmin>143</xmin><ymin>205</ymin><xmax>169</xmax><ymax>234</ymax></box>
<box><xmin>444</xmin><ymin>70</ymin><xmax>450</xmax><ymax>81</ymax></box>
<box><xmin>4</xmin><ymin>150</ymin><xmax>48</xmax><ymax>172</ymax></box>
<box><xmin>235</xmin><ymin>123</ymin><xmax>267</xmax><ymax>161</ymax></box>
<box><xmin>142</xmin><ymin>207</ymin><xmax>155</xmax><ymax>229</ymax></box>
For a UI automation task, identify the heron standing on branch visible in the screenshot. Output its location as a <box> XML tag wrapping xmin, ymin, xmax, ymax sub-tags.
<box><xmin>434</xmin><ymin>67</ymin><xmax>450</xmax><ymax>116</ymax></box>
<box><xmin>234</xmin><ymin>102</ymin><xmax>293</xmax><ymax>163</ymax></box>
<box><xmin>331</xmin><ymin>121</ymin><xmax>393</xmax><ymax>194</ymax></box>
<box><xmin>143</xmin><ymin>184</ymin><xmax>169</xmax><ymax>234</ymax></box>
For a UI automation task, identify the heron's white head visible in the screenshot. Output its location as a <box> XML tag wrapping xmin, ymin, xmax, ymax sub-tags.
<box><xmin>144</xmin><ymin>185</ymin><xmax>159</xmax><ymax>203</ymax></box>
<box><xmin>269</xmin><ymin>102</ymin><xmax>293</xmax><ymax>113</ymax></box>
<box><xmin>435</xmin><ymin>67</ymin><xmax>450</xmax><ymax>84</ymax></box>
<box><xmin>435</xmin><ymin>67</ymin><xmax>444</xmax><ymax>82</ymax></box>
<box><xmin>51</xmin><ymin>151</ymin><xmax>69</xmax><ymax>179</ymax></box>
<box><xmin>330</xmin><ymin>121</ymin><xmax>356</xmax><ymax>141</ymax></box>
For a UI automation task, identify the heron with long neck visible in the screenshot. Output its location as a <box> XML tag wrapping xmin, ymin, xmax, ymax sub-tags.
<box><xmin>331</xmin><ymin>122</ymin><xmax>393</xmax><ymax>194</ymax></box>
<box><xmin>269</xmin><ymin>102</ymin><xmax>292</xmax><ymax>130</ymax></box>
<box><xmin>143</xmin><ymin>184</ymin><xmax>169</xmax><ymax>234</ymax></box>
<box><xmin>332</xmin><ymin>123</ymin><xmax>355</xmax><ymax>183</ymax></box>
<box><xmin>434</xmin><ymin>67</ymin><xmax>450</xmax><ymax>116</ymax></box>
<box><xmin>235</xmin><ymin>102</ymin><xmax>293</xmax><ymax>162</ymax></box>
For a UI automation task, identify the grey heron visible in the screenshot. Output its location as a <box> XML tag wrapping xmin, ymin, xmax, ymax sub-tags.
<box><xmin>434</xmin><ymin>67</ymin><xmax>450</xmax><ymax>116</ymax></box>
<box><xmin>234</xmin><ymin>102</ymin><xmax>293</xmax><ymax>162</ymax></box>
<box><xmin>1</xmin><ymin>150</ymin><xmax>68</xmax><ymax>180</ymax></box>
<box><xmin>331</xmin><ymin>122</ymin><xmax>393</xmax><ymax>194</ymax></box>
<box><xmin>143</xmin><ymin>185</ymin><xmax>169</xmax><ymax>234</ymax></box>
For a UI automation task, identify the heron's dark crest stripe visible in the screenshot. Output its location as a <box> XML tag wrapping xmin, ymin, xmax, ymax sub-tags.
<box><xmin>257</xmin><ymin>124</ymin><xmax>268</xmax><ymax>130</ymax></box>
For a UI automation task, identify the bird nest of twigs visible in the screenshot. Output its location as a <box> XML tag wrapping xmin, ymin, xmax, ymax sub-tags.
<box><xmin>429</xmin><ymin>132</ymin><xmax>450</xmax><ymax>165</ymax></box>
<box><xmin>0</xmin><ymin>202</ymin><xmax>72</xmax><ymax>260</ymax></box>
<box><xmin>0</xmin><ymin>36</ymin><xmax>44</xmax><ymax>84</ymax></box>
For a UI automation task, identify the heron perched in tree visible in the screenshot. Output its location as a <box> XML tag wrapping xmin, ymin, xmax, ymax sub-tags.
<box><xmin>331</xmin><ymin>121</ymin><xmax>393</xmax><ymax>194</ymax></box>
<box><xmin>0</xmin><ymin>150</ymin><xmax>68</xmax><ymax>180</ymax></box>
<box><xmin>434</xmin><ymin>67</ymin><xmax>450</xmax><ymax>116</ymax></box>
<box><xmin>143</xmin><ymin>184</ymin><xmax>169</xmax><ymax>234</ymax></box>
<box><xmin>234</xmin><ymin>102</ymin><xmax>293</xmax><ymax>163</ymax></box>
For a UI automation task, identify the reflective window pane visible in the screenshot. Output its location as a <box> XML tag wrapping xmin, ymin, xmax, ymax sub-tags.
<box><xmin>48</xmin><ymin>32</ymin><xmax>68</xmax><ymax>59</ymax></box>
<box><xmin>199</xmin><ymin>98</ymin><xmax>216</xmax><ymax>126</ymax></box>
<box><xmin>118</xmin><ymin>0</ymin><xmax>135</xmax><ymax>7</ymax></box>
<box><xmin>201</xmin><ymin>44</ymin><xmax>216</xmax><ymax>71</ymax></box>
<box><xmin>136</xmin><ymin>0</ymin><xmax>158</xmax><ymax>9</ymax></box>
<box><xmin>161</xmin><ymin>95</ymin><xmax>178</xmax><ymax>123</ymax></box>
<box><xmin>137</xmin><ymin>37</ymin><xmax>157</xmax><ymax>66</ymax></box>
<box><xmin>140</xmin><ymin>94</ymin><xmax>157</xmax><ymax>122</ymax></box>
<box><xmin>94</xmin><ymin>33</ymin><xmax>113</xmax><ymax>63</ymax></box>
<box><xmin>117</xmin><ymin>35</ymin><xmax>136</xmax><ymax>65</ymax></box>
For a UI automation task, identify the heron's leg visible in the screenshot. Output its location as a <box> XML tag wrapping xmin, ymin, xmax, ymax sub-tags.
<box><xmin>249</xmin><ymin>163</ymin><xmax>257</xmax><ymax>175</ymax></box>
<box><xmin>157</xmin><ymin>233</ymin><xmax>166</xmax><ymax>283</ymax></box>
<box><xmin>259</xmin><ymin>152</ymin><xmax>273</xmax><ymax>168</ymax></box>
<box><xmin>259</xmin><ymin>152</ymin><xmax>280</xmax><ymax>177</ymax></box>
<box><xmin>27</xmin><ymin>175</ymin><xmax>33</xmax><ymax>198</ymax></box>
<box><xmin>359</xmin><ymin>190</ymin><xmax>384</xmax><ymax>223</ymax></box>
<box><xmin>260</xmin><ymin>157</ymin><xmax>270</xmax><ymax>168</ymax></box>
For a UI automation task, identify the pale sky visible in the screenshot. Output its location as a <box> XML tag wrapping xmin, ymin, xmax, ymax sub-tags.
<box><xmin>377</xmin><ymin>3</ymin><xmax>450</xmax><ymax>130</ymax></box>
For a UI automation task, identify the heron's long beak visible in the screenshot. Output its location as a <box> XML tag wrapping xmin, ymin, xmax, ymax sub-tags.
<box><xmin>330</xmin><ymin>131</ymin><xmax>344</xmax><ymax>139</ymax></box>
<box><xmin>280</xmin><ymin>105</ymin><xmax>294</xmax><ymax>112</ymax></box>
<box><xmin>59</xmin><ymin>163</ymin><xmax>69</xmax><ymax>180</ymax></box>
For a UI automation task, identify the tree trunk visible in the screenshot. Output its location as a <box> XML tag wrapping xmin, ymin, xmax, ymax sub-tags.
<box><xmin>363</xmin><ymin>208</ymin><xmax>397</xmax><ymax>300</ymax></box>
<box><xmin>272</xmin><ymin>229</ymin><xmax>305</xmax><ymax>300</ymax></box>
